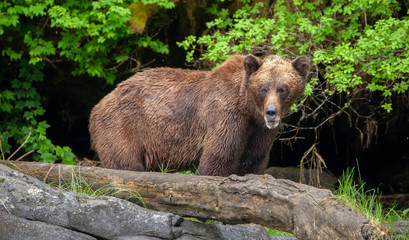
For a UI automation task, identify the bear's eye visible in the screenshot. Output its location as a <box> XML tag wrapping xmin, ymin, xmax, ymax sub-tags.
<box><xmin>259</xmin><ymin>88</ymin><xmax>268</xmax><ymax>98</ymax></box>
<box><xmin>278</xmin><ymin>86</ymin><xmax>289</xmax><ymax>99</ymax></box>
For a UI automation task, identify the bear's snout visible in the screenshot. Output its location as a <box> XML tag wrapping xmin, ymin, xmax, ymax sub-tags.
<box><xmin>264</xmin><ymin>103</ymin><xmax>281</xmax><ymax>129</ymax></box>
<box><xmin>265</xmin><ymin>107</ymin><xmax>278</xmax><ymax>120</ymax></box>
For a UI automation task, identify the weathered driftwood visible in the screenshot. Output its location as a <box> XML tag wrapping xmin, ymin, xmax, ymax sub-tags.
<box><xmin>1</xmin><ymin>161</ymin><xmax>390</xmax><ymax>240</ymax></box>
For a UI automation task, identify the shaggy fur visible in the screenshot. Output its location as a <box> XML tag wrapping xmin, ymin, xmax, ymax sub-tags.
<box><xmin>89</xmin><ymin>54</ymin><xmax>309</xmax><ymax>176</ymax></box>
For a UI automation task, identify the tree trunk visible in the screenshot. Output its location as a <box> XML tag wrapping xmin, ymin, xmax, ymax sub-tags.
<box><xmin>1</xmin><ymin>161</ymin><xmax>390</xmax><ymax>240</ymax></box>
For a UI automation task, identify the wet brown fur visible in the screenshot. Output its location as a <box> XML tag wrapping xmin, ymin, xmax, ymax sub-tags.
<box><xmin>89</xmin><ymin>55</ymin><xmax>309</xmax><ymax>176</ymax></box>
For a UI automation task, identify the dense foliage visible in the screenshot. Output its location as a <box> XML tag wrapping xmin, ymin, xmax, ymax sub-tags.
<box><xmin>0</xmin><ymin>0</ymin><xmax>173</xmax><ymax>163</ymax></box>
<box><xmin>1</xmin><ymin>0</ymin><xmax>408</xmax><ymax>172</ymax></box>
<box><xmin>178</xmin><ymin>0</ymin><xmax>409</xmax><ymax>173</ymax></box>
<box><xmin>179</xmin><ymin>0</ymin><xmax>408</xmax><ymax>112</ymax></box>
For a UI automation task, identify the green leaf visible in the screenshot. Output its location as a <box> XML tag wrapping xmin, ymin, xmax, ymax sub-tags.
<box><xmin>381</xmin><ymin>103</ymin><xmax>392</xmax><ymax>113</ymax></box>
<box><xmin>40</xmin><ymin>152</ymin><xmax>57</xmax><ymax>163</ymax></box>
<box><xmin>2</xmin><ymin>48</ymin><xmax>23</xmax><ymax>61</ymax></box>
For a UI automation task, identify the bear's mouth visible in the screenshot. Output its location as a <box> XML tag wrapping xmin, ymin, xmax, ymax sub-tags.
<box><xmin>265</xmin><ymin>120</ymin><xmax>279</xmax><ymax>129</ymax></box>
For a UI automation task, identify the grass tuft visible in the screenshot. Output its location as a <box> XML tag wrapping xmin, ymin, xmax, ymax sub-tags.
<box><xmin>334</xmin><ymin>167</ymin><xmax>384</xmax><ymax>226</ymax></box>
<box><xmin>334</xmin><ymin>164</ymin><xmax>409</xmax><ymax>239</ymax></box>
<box><xmin>51</xmin><ymin>168</ymin><xmax>147</xmax><ymax>208</ymax></box>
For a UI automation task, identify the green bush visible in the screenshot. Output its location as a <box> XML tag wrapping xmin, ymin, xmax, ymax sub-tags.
<box><xmin>0</xmin><ymin>0</ymin><xmax>174</xmax><ymax>163</ymax></box>
<box><xmin>178</xmin><ymin>0</ymin><xmax>409</xmax><ymax>166</ymax></box>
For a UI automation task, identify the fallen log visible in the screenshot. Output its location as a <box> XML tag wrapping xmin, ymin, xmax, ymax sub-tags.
<box><xmin>1</xmin><ymin>160</ymin><xmax>390</xmax><ymax>240</ymax></box>
<box><xmin>0</xmin><ymin>163</ymin><xmax>276</xmax><ymax>240</ymax></box>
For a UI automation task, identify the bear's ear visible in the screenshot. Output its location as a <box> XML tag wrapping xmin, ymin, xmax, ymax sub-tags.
<box><xmin>244</xmin><ymin>55</ymin><xmax>262</xmax><ymax>76</ymax></box>
<box><xmin>292</xmin><ymin>56</ymin><xmax>310</xmax><ymax>79</ymax></box>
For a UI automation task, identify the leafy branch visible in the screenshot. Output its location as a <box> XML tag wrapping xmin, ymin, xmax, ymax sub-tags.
<box><xmin>178</xmin><ymin>0</ymin><xmax>409</xmax><ymax>184</ymax></box>
<box><xmin>0</xmin><ymin>0</ymin><xmax>174</xmax><ymax>163</ymax></box>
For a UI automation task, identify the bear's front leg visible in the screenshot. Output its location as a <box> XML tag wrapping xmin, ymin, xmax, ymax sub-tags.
<box><xmin>198</xmin><ymin>120</ymin><xmax>248</xmax><ymax>176</ymax></box>
<box><xmin>237</xmin><ymin>128</ymin><xmax>278</xmax><ymax>175</ymax></box>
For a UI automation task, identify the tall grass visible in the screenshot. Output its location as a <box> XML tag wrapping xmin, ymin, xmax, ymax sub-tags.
<box><xmin>334</xmin><ymin>165</ymin><xmax>409</xmax><ymax>239</ymax></box>
<box><xmin>335</xmin><ymin>167</ymin><xmax>384</xmax><ymax>226</ymax></box>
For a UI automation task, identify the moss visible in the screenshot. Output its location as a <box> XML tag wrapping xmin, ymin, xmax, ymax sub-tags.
<box><xmin>0</xmin><ymin>178</ymin><xmax>5</xmax><ymax>182</ymax></box>
<box><xmin>128</xmin><ymin>2</ymin><xmax>159</xmax><ymax>34</ymax></box>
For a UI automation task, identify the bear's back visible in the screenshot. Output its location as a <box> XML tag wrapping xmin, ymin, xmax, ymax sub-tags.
<box><xmin>123</xmin><ymin>67</ymin><xmax>207</xmax><ymax>90</ymax></box>
<box><xmin>114</xmin><ymin>66</ymin><xmax>247</xmax><ymax>120</ymax></box>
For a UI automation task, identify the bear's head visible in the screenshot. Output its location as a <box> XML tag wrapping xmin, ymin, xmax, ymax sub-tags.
<box><xmin>244</xmin><ymin>55</ymin><xmax>310</xmax><ymax>129</ymax></box>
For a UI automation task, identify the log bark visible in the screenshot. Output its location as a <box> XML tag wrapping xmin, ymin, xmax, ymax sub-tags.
<box><xmin>1</xmin><ymin>161</ymin><xmax>390</xmax><ymax>240</ymax></box>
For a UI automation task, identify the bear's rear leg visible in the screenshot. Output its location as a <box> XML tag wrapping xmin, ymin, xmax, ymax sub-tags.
<box><xmin>100</xmin><ymin>147</ymin><xmax>146</xmax><ymax>171</ymax></box>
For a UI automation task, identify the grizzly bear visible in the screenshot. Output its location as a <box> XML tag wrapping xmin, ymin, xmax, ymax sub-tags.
<box><xmin>89</xmin><ymin>54</ymin><xmax>309</xmax><ymax>176</ymax></box>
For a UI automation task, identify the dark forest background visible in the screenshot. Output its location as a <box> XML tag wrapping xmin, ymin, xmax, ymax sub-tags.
<box><xmin>1</xmin><ymin>0</ymin><xmax>408</xmax><ymax>195</ymax></box>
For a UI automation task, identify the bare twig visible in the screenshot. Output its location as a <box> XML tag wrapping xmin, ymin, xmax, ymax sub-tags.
<box><xmin>0</xmin><ymin>139</ymin><xmax>5</xmax><ymax>161</ymax></box>
<box><xmin>58</xmin><ymin>164</ymin><xmax>61</xmax><ymax>188</ymax></box>
<box><xmin>14</xmin><ymin>150</ymin><xmax>34</xmax><ymax>162</ymax></box>
<box><xmin>7</xmin><ymin>133</ymin><xmax>31</xmax><ymax>161</ymax></box>
<box><xmin>43</xmin><ymin>164</ymin><xmax>56</xmax><ymax>183</ymax></box>
<box><xmin>0</xmin><ymin>199</ymin><xmax>11</xmax><ymax>214</ymax></box>
<box><xmin>299</xmin><ymin>143</ymin><xmax>327</xmax><ymax>187</ymax></box>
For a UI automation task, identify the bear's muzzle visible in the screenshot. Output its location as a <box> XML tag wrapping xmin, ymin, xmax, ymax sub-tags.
<box><xmin>265</xmin><ymin>106</ymin><xmax>280</xmax><ymax>129</ymax></box>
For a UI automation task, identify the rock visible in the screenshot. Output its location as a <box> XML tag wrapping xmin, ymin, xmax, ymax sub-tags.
<box><xmin>0</xmin><ymin>211</ymin><xmax>96</xmax><ymax>240</ymax></box>
<box><xmin>0</xmin><ymin>163</ymin><xmax>271</xmax><ymax>240</ymax></box>
<box><xmin>0</xmin><ymin>165</ymin><xmax>176</xmax><ymax>239</ymax></box>
<box><xmin>178</xmin><ymin>220</ymin><xmax>271</xmax><ymax>240</ymax></box>
<box><xmin>113</xmin><ymin>237</ymin><xmax>162</xmax><ymax>240</ymax></box>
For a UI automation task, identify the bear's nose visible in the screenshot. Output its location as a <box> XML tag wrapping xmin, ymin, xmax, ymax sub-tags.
<box><xmin>265</xmin><ymin>107</ymin><xmax>278</xmax><ymax>120</ymax></box>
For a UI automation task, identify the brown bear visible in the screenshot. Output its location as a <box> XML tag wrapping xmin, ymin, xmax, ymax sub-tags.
<box><xmin>89</xmin><ymin>54</ymin><xmax>309</xmax><ymax>176</ymax></box>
